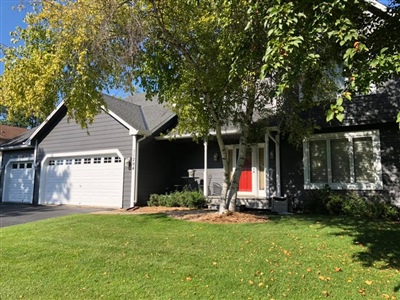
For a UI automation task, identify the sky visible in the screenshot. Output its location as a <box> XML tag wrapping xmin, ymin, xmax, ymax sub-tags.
<box><xmin>0</xmin><ymin>0</ymin><xmax>129</xmax><ymax>98</ymax></box>
<box><xmin>0</xmin><ymin>0</ymin><xmax>392</xmax><ymax>97</ymax></box>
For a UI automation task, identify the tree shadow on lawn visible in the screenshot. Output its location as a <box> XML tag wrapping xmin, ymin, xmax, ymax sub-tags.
<box><xmin>272</xmin><ymin>214</ymin><xmax>400</xmax><ymax>271</ymax></box>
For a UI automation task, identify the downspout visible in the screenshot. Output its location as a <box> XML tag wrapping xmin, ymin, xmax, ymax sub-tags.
<box><xmin>32</xmin><ymin>140</ymin><xmax>39</xmax><ymax>205</ymax></box>
<box><xmin>203</xmin><ymin>139</ymin><xmax>208</xmax><ymax>197</ymax></box>
<box><xmin>130</xmin><ymin>135</ymin><xmax>147</xmax><ymax>208</ymax></box>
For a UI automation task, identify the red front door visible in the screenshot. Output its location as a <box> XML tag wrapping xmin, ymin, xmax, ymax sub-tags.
<box><xmin>239</xmin><ymin>150</ymin><xmax>252</xmax><ymax>192</ymax></box>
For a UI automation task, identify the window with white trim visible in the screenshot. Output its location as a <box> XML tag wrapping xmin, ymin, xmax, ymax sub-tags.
<box><xmin>104</xmin><ymin>157</ymin><xmax>112</xmax><ymax>163</ymax></box>
<box><xmin>303</xmin><ymin>130</ymin><xmax>383</xmax><ymax>190</ymax></box>
<box><xmin>93</xmin><ymin>157</ymin><xmax>101</xmax><ymax>164</ymax></box>
<box><xmin>114</xmin><ymin>157</ymin><xmax>121</xmax><ymax>163</ymax></box>
<box><xmin>84</xmin><ymin>158</ymin><xmax>91</xmax><ymax>164</ymax></box>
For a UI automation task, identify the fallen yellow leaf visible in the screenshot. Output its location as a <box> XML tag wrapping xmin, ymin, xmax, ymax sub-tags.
<box><xmin>365</xmin><ymin>280</ymin><xmax>373</xmax><ymax>285</ymax></box>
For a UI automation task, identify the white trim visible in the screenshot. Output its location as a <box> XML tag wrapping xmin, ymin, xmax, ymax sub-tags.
<box><xmin>26</xmin><ymin>101</ymin><xmax>65</xmax><ymax>145</ymax></box>
<box><xmin>203</xmin><ymin>140</ymin><xmax>208</xmax><ymax>197</ymax></box>
<box><xmin>130</xmin><ymin>135</ymin><xmax>137</xmax><ymax>207</ymax></box>
<box><xmin>38</xmin><ymin>149</ymin><xmax>124</xmax><ymax>205</ymax></box>
<box><xmin>275</xmin><ymin>132</ymin><xmax>281</xmax><ymax>197</ymax></box>
<box><xmin>154</xmin><ymin>129</ymin><xmax>240</xmax><ymax>140</ymax></box>
<box><xmin>102</xmin><ymin>106</ymin><xmax>151</xmax><ymax>136</ymax></box>
<box><xmin>265</xmin><ymin>133</ymin><xmax>270</xmax><ymax>199</ymax></box>
<box><xmin>303</xmin><ymin>130</ymin><xmax>383</xmax><ymax>190</ymax></box>
<box><xmin>2</xmin><ymin>158</ymin><xmax>35</xmax><ymax>204</ymax></box>
<box><xmin>366</xmin><ymin>0</ymin><xmax>387</xmax><ymax>12</ymax></box>
<box><xmin>27</xmin><ymin>100</ymin><xmax>150</xmax><ymax>146</ymax></box>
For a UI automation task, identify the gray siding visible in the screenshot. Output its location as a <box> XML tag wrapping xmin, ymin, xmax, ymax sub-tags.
<box><xmin>37</xmin><ymin>110</ymin><xmax>133</xmax><ymax>208</ymax></box>
<box><xmin>379</xmin><ymin>124</ymin><xmax>400</xmax><ymax>206</ymax></box>
<box><xmin>281</xmin><ymin>123</ymin><xmax>400</xmax><ymax>208</ymax></box>
<box><xmin>0</xmin><ymin>149</ymin><xmax>34</xmax><ymax>202</ymax></box>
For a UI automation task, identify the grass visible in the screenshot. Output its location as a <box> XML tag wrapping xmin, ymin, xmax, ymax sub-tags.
<box><xmin>1</xmin><ymin>213</ymin><xmax>400</xmax><ymax>299</ymax></box>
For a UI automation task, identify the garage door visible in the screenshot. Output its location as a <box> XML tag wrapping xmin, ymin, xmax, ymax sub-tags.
<box><xmin>42</xmin><ymin>154</ymin><xmax>124</xmax><ymax>207</ymax></box>
<box><xmin>3</xmin><ymin>161</ymin><xmax>34</xmax><ymax>203</ymax></box>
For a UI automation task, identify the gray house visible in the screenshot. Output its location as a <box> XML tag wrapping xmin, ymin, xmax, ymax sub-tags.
<box><xmin>0</xmin><ymin>94</ymin><xmax>174</xmax><ymax>208</ymax></box>
<box><xmin>0</xmin><ymin>87</ymin><xmax>399</xmax><ymax>209</ymax></box>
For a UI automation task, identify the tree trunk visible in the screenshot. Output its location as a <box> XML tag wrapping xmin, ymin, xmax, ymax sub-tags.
<box><xmin>204</xmin><ymin>92</ymin><xmax>255</xmax><ymax>214</ymax></box>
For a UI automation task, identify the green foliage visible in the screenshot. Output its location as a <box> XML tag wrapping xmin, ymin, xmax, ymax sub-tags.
<box><xmin>0</xmin><ymin>0</ymin><xmax>142</xmax><ymax>127</ymax></box>
<box><xmin>148</xmin><ymin>190</ymin><xmax>206</xmax><ymax>208</ymax></box>
<box><xmin>305</xmin><ymin>187</ymin><xmax>400</xmax><ymax>220</ymax></box>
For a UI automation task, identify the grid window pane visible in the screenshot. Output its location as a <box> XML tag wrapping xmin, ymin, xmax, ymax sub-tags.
<box><xmin>354</xmin><ymin>137</ymin><xmax>374</xmax><ymax>183</ymax></box>
<box><xmin>310</xmin><ymin>140</ymin><xmax>327</xmax><ymax>183</ymax></box>
<box><xmin>331</xmin><ymin>139</ymin><xmax>350</xmax><ymax>183</ymax></box>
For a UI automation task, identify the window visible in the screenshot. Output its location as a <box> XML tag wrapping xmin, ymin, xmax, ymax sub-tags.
<box><xmin>74</xmin><ymin>158</ymin><xmax>81</xmax><ymax>165</ymax></box>
<box><xmin>84</xmin><ymin>158</ymin><xmax>91</xmax><ymax>164</ymax></box>
<box><xmin>303</xmin><ymin>130</ymin><xmax>382</xmax><ymax>190</ymax></box>
<box><xmin>104</xmin><ymin>157</ymin><xmax>112</xmax><ymax>163</ymax></box>
<box><xmin>19</xmin><ymin>163</ymin><xmax>25</xmax><ymax>169</ymax></box>
<box><xmin>56</xmin><ymin>160</ymin><xmax>64</xmax><ymax>165</ymax></box>
<box><xmin>65</xmin><ymin>159</ymin><xmax>72</xmax><ymax>165</ymax></box>
<box><xmin>12</xmin><ymin>163</ymin><xmax>18</xmax><ymax>169</ymax></box>
<box><xmin>114</xmin><ymin>157</ymin><xmax>121</xmax><ymax>163</ymax></box>
<box><xmin>49</xmin><ymin>160</ymin><xmax>55</xmax><ymax>166</ymax></box>
<box><xmin>94</xmin><ymin>157</ymin><xmax>101</xmax><ymax>164</ymax></box>
<box><xmin>26</xmin><ymin>163</ymin><xmax>32</xmax><ymax>169</ymax></box>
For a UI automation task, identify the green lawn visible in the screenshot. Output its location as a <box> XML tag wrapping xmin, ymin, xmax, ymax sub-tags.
<box><xmin>1</xmin><ymin>213</ymin><xmax>399</xmax><ymax>299</ymax></box>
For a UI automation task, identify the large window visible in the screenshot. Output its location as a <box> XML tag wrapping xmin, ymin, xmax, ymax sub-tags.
<box><xmin>303</xmin><ymin>130</ymin><xmax>382</xmax><ymax>190</ymax></box>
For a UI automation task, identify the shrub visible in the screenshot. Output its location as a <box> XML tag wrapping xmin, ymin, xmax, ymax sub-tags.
<box><xmin>303</xmin><ymin>185</ymin><xmax>331</xmax><ymax>214</ymax></box>
<box><xmin>148</xmin><ymin>191</ymin><xmax>206</xmax><ymax>208</ymax></box>
<box><xmin>304</xmin><ymin>187</ymin><xmax>400</xmax><ymax>220</ymax></box>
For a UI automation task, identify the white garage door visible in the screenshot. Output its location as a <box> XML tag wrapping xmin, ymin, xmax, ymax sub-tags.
<box><xmin>3</xmin><ymin>161</ymin><xmax>34</xmax><ymax>203</ymax></box>
<box><xmin>42</xmin><ymin>154</ymin><xmax>124</xmax><ymax>208</ymax></box>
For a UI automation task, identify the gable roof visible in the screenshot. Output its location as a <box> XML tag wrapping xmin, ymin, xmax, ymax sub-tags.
<box><xmin>0</xmin><ymin>128</ymin><xmax>35</xmax><ymax>149</ymax></box>
<box><xmin>0</xmin><ymin>125</ymin><xmax>28</xmax><ymax>143</ymax></box>
<box><xmin>125</xmin><ymin>93</ymin><xmax>175</xmax><ymax>132</ymax></box>
<box><xmin>102</xmin><ymin>94</ymin><xmax>149</xmax><ymax>133</ymax></box>
<box><xmin>23</xmin><ymin>94</ymin><xmax>174</xmax><ymax>146</ymax></box>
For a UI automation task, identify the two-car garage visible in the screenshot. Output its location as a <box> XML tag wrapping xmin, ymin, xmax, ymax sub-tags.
<box><xmin>2</xmin><ymin>151</ymin><xmax>124</xmax><ymax>208</ymax></box>
<box><xmin>39</xmin><ymin>152</ymin><xmax>124</xmax><ymax>208</ymax></box>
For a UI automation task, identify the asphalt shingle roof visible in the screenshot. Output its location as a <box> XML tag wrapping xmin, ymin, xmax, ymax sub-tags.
<box><xmin>102</xmin><ymin>94</ymin><xmax>148</xmax><ymax>132</ymax></box>
<box><xmin>125</xmin><ymin>93</ymin><xmax>175</xmax><ymax>132</ymax></box>
<box><xmin>0</xmin><ymin>128</ymin><xmax>35</xmax><ymax>148</ymax></box>
<box><xmin>0</xmin><ymin>125</ymin><xmax>28</xmax><ymax>142</ymax></box>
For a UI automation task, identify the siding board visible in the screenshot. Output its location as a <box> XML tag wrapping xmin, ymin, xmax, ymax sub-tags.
<box><xmin>38</xmin><ymin>110</ymin><xmax>133</xmax><ymax>208</ymax></box>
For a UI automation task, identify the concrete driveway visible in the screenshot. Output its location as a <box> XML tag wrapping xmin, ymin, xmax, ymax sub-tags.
<box><xmin>0</xmin><ymin>203</ymin><xmax>112</xmax><ymax>228</ymax></box>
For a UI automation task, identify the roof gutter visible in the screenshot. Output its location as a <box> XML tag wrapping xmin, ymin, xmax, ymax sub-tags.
<box><xmin>0</xmin><ymin>144</ymin><xmax>35</xmax><ymax>151</ymax></box>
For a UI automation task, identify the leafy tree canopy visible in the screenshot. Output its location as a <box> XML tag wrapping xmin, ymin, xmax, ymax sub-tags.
<box><xmin>0</xmin><ymin>0</ymin><xmax>399</xmax><ymax>210</ymax></box>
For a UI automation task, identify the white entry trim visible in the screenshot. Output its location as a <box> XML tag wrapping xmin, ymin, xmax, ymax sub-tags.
<box><xmin>2</xmin><ymin>158</ymin><xmax>35</xmax><ymax>204</ymax></box>
<box><xmin>38</xmin><ymin>149</ymin><xmax>124</xmax><ymax>206</ymax></box>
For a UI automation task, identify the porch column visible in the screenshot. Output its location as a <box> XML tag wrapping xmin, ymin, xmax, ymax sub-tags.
<box><xmin>275</xmin><ymin>132</ymin><xmax>281</xmax><ymax>197</ymax></box>
<box><xmin>130</xmin><ymin>135</ymin><xmax>138</xmax><ymax>207</ymax></box>
<box><xmin>203</xmin><ymin>139</ymin><xmax>208</xmax><ymax>197</ymax></box>
<box><xmin>264</xmin><ymin>132</ymin><xmax>270</xmax><ymax>199</ymax></box>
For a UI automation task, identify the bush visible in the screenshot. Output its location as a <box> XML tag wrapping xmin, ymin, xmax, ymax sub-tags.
<box><xmin>148</xmin><ymin>190</ymin><xmax>206</xmax><ymax>208</ymax></box>
<box><xmin>304</xmin><ymin>188</ymin><xmax>400</xmax><ymax>220</ymax></box>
